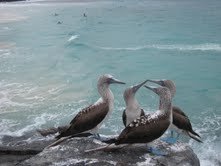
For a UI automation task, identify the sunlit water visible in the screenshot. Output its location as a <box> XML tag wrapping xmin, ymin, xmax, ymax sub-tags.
<box><xmin>0</xmin><ymin>0</ymin><xmax>221</xmax><ymax>165</ymax></box>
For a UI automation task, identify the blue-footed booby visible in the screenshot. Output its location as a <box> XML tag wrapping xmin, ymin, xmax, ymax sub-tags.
<box><xmin>86</xmin><ymin>86</ymin><xmax>172</xmax><ymax>155</ymax></box>
<box><xmin>122</xmin><ymin>80</ymin><xmax>147</xmax><ymax>127</ymax></box>
<box><xmin>102</xmin><ymin>80</ymin><xmax>147</xmax><ymax>144</ymax></box>
<box><xmin>56</xmin><ymin>74</ymin><xmax>125</xmax><ymax>139</ymax></box>
<box><xmin>147</xmin><ymin>79</ymin><xmax>202</xmax><ymax>143</ymax></box>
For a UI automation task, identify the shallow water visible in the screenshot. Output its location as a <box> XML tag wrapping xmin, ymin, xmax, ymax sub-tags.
<box><xmin>0</xmin><ymin>0</ymin><xmax>221</xmax><ymax>165</ymax></box>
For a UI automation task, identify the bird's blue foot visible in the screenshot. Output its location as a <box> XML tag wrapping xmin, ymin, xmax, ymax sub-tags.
<box><xmin>147</xmin><ymin>147</ymin><xmax>167</xmax><ymax>156</ymax></box>
<box><xmin>161</xmin><ymin>137</ymin><xmax>178</xmax><ymax>144</ymax></box>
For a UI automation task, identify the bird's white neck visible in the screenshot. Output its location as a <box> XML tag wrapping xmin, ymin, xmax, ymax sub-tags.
<box><xmin>125</xmin><ymin>97</ymin><xmax>141</xmax><ymax>126</ymax></box>
<box><xmin>126</xmin><ymin>97</ymin><xmax>140</xmax><ymax>111</ymax></box>
<box><xmin>98</xmin><ymin>83</ymin><xmax>114</xmax><ymax>104</ymax></box>
<box><xmin>159</xmin><ymin>96</ymin><xmax>172</xmax><ymax>122</ymax></box>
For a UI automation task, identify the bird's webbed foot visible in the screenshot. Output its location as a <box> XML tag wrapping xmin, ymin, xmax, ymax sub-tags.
<box><xmin>161</xmin><ymin>130</ymin><xmax>179</xmax><ymax>144</ymax></box>
<box><xmin>147</xmin><ymin>146</ymin><xmax>168</xmax><ymax>156</ymax></box>
<box><xmin>161</xmin><ymin>137</ymin><xmax>178</xmax><ymax>144</ymax></box>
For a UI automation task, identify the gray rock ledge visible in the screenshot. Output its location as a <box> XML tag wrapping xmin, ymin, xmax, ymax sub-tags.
<box><xmin>18</xmin><ymin>137</ymin><xmax>200</xmax><ymax>166</ymax></box>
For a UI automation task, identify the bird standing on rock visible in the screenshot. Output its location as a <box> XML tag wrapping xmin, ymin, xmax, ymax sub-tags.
<box><xmin>146</xmin><ymin>79</ymin><xmax>202</xmax><ymax>143</ymax></box>
<box><xmin>86</xmin><ymin>86</ymin><xmax>173</xmax><ymax>156</ymax></box>
<box><xmin>56</xmin><ymin>74</ymin><xmax>126</xmax><ymax>140</ymax></box>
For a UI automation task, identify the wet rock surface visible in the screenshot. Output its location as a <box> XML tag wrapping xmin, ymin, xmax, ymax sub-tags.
<box><xmin>0</xmin><ymin>133</ymin><xmax>200</xmax><ymax>166</ymax></box>
<box><xmin>0</xmin><ymin>132</ymin><xmax>53</xmax><ymax>166</ymax></box>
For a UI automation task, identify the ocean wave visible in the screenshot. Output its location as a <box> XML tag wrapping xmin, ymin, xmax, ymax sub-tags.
<box><xmin>96</xmin><ymin>43</ymin><xmax>221</xmax><ymax>52</ymax></box>
<box><xmin>190</xmin><ymin>111</ymin><xmax>221</xmax><ymax>166</ymax></box>
<box><xmin>0</xmin><ymin>82</ymin><xmax>38</xmax><ymax>109</ymax></box>
<box><xmin>0</xmin><ymin>13</ymin><xmax>28</xmax><ymax>23</ymax></box>
<box><xmin>0</xmin><ymin>27</ymin><xmax>11</xmax><ymax>33</ymax></box>
<box><xmin>0</xmin><ymin>42</ymin><xmax>15</xmax><ymax>49</ymax></box>
<box><xmin>0</xmin><ymin>81</ymin><xmax>69</xmax><ymax>111</ymax></box>
<box><xmin>0</xmin><ymin>113</ymin><xmax>59</xmax><ymax>139</ymax></box>
<box><xmin>0</xmin><ymin>42</ymin><xmax>15</xmax><ymax>59</ymax></box>
<box><xmin>67</xmin><ymin>35</ymin><xmax>79</xmax><ymax>42</ymax></box>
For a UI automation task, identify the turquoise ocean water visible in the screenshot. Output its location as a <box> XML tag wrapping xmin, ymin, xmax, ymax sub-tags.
<box><xmin>0</xmin><ymin>0</ymin><xmax>221</xmax><ymax>165</ymax></box>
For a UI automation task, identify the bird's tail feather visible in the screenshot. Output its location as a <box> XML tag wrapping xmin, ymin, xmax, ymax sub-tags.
<box><xmin>45</xmin><ymin>136</ymin><xmax>72</xmax><ymax>149</ymax></box>
<box><xmin>190</xmin><ymin>130</ymin><xmax>201</xmax><ymax>138</ymax></box>
<box><xmin>188</xmin><ymin>131</ymin><xmax>203</xmax><ymax>143</ymax></box>
<box><xmin>56</xmin><ymin>132</ymin><xmax>93</xmax><ymax>139</ymax></box>
<box><xmin>46</xmin><ymin>133</ymin><xmax>93</xmax><ymax>149</ymax></box>
<box><xmin>101</xmin><ymin>138</ymin><xmax>118</xmax><ymax>144</ymax></box>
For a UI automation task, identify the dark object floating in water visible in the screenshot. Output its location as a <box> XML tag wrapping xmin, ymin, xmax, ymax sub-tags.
<box><xmin>57</xmin><ymin>21</ymin><xmax>62</xmax><ymax>24</ymax></box>
<box><xmin>0</xmin><ymin>0</ymin><xmax>25</xmax><ymax>2</ymax></box>
<box><xmin>83</xmin><ymin>13</ymin><xmax>87</xmax><ymax>17</ymax></box>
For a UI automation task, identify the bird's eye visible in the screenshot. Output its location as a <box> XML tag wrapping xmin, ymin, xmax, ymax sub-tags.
<box><xmin>106</xmin><ymin>78</ymin><xmax>112</xmax><ymax>84</ymax></box>
<box><xmin>160</xmin><ymin>81</ymin><xmax>165</xmax><ymax>86</ymax></box>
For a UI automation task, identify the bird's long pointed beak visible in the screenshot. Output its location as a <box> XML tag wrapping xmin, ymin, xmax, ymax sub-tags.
<box><xmin>147</xmin><ymin>79</ymin><xmax>163</xmax><ymax>86</ymax></box>
<box><xmin>110</xmin><ymin>78</ymin><xmax>126</xmax><ymax>84</ymax></box>
<box><xmin>144</xmin><ymin>85</ymin><xmax>157</xmax><ymax>94</ymax></box>
<box><xmin>132</xmin><ymin>80</ymin><xmax>148</xmax><ymax>93</ymax></box>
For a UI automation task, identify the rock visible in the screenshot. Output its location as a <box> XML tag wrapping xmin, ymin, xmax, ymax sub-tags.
<box><xmin>0</xmin><ymin>154</ymin><xmax>32</xmax><ymax>166</ymax></box>
<box><xmin>0</xmin><ymin>133</ymin><xmax>54</xmax><ymax>166</ymax></box>
<box><xmin>18</xmin><ymin>137</ymin><xmax>200</xmax><ymax>166</ymax></box>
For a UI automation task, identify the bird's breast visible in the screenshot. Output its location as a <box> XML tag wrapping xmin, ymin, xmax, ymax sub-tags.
<box><xmin>126</xmin><ymin>108</ymin><xmax>141</xmax><ymax>126</ymax></box>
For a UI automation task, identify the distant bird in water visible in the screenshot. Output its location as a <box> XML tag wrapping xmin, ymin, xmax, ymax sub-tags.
<box><xmin>57</xmin><ymin>21</ymin><xmax>62</xmax><ymax>24</ymax></box>
<box><xmin>122</xmin><ymin>80</ymin><xmax>147</xmax><ymax>126</ymax></box>
<box><xmin>56</xmin><ymin>74</ymin><xmax>125</xmax><ymax>140</ymax></box>
<box><xmin>147</xmin><ymin>79</ymin><xmax>202</xmax><ymax>143</ymax></box>
<box><xmin>83</xmin><ymin>13</ymin><xmax>87</xmax><ymax>17</ymax></box>
<box><xmin>86</xmin><ymin>86</ymin><xmax>172</xmax><ymax>156</ymax></box>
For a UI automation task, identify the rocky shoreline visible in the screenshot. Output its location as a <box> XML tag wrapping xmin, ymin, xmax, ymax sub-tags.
<box><xmin>0</xmin><ymin>132</ymin><xmax>200</xmax><ymax>166</ymax></box>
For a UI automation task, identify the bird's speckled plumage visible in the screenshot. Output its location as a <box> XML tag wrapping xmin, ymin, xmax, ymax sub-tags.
<box><xmin>147</xmin><ymin>79</ymin><xmax>202</xmax><ymax>143</ymax></box>
<box><xmin>56</xmin><ymin>74</ymin><xmax>125</xmax><ymax>139</ymax></box>
<box><xmin>122</xmin><ymin>80</ymin><xmax>147</xmax><ymax>126</ymax></box>
<box><xmin>115</xmin><ymin>86</ymin><xmax>172</xmax><ymax>145</ymax></box>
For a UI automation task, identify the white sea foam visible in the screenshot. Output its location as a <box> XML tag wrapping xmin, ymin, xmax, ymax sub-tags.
<box><xmin>54</xmin><ymin>158</ymin><xmax>117</xmax><ymax>166</ymax></box>
<box><xmin>0</xmin><ymin>113</ymin><xmax>59</xmax><ymax>139</ymax></box>
<box><xmin>48</xmin><ymin>85</ymin><xmax>66</xmax><ymax>95</ymax></box>
<box><xmin>137</xmin><ymin>157</ymin><xmax>154</xmax><ymax>166</ymax></box>
<box><xmin>190</xmin><ymin>111</ymin><xmax>221</xmax><ymax>166</ymax></box>
<box><xmin>0</xmin><ymin>80</ymin><xmax>70</xmax><ymax>111</ymax></box>
<box><xmin>0</xmin><ymin>12</ymin><xmax>28</xmax><ymax>23</ymax></box>
<box><xmin>53</xmin><ymin>158</ymin><xmax>98</xmax><ymax>166</ymax></box>
<box><xmin>0</xmin><ymin>82</ymin><xmax>39</xmax><ymax>109</ymax></box>
<box><xmin>67</xmin><ymin>35</ymin><xmax>79</xmax><ymax>42</ymax></box>
<box><xmin>97</xmin><ymin>43</ymin><xmax>221</xmax><ymax>52</ymax></box>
